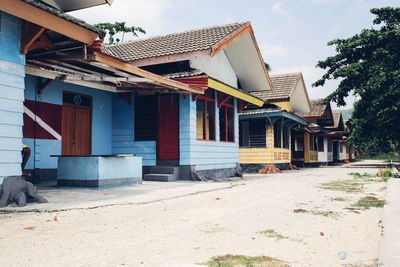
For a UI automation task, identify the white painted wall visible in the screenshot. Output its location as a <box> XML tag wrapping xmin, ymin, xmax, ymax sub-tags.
<box><xmin>290</xmin><ymin>80</ymin><xmax>310</xmax><ymax>113</ymax></box>
<box><xmin>318</xmin><ymin>136</ymin><xmax>333</xmax><ymax>164</ymax></box>
<box><xmin>190</xmin><ymin>51</ymin><xmax>238</xmax><ymax>88</ymax></box>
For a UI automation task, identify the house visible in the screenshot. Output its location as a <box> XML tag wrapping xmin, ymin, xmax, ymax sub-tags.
<box><xmin>101</xmin><ymin>22</ymin><xmax>268</xmax><ymax>180</ymax></box>
<box><xmin>238</xmin><ymin>72</ymin><xmax>311</xmax><ymax>171</ymax></box>
<box><xmin>296</xmin><ymin>98</ymin><xmax>335</xmax><ymax>166</ymax></box>
<box><xmin>0</xmin><ymin>0</ymin><xmax>212</xmax><ymax>186</ymax></box>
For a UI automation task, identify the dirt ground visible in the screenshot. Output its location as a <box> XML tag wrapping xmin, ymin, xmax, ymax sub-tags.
<box><xmin>0</xmin><ymin>166</ymin><xmax>386</xmax><ymax>267</ymax></box>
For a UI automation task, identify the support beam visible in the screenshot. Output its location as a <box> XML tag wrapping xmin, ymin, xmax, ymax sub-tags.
<box><xmin>21</xmin><ymin>21</ymin><xmax>45</xmax><ymax>54</ymax></box>
<box><xmin>217</xmin><ymin>93</ymin><xmax>232</xmax><ymax>108</ymax></box>
<box><xmin>38</xmin><ymin>78</ymin><xmax>54</xmax><ymax>99</ymax></box>
<box><xmin>0</xmin><ymin>0</ymin><xmax>99</xmax><ymax>45</ymax></box>
<box><xmin>26</xmin><ymin>65</ymin><xmax>118</xmax><ymax>93</ymax></box>
<box><xmin>92</xmin><ymin>52</ymin><xmax>204</xmax><ymax>94</ymax></box>
<box><xmin>28</xmin><ymin>32</ymin><xmax>55</xmax><ymax>52</ymax></box>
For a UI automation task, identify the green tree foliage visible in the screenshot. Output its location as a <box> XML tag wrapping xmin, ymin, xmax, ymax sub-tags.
<box><xmin>95</xmin><ymin>22</ymin><xmax>146</xmax><ymax>44</ymax></box>
<box><xmin>313</xmin><ymin>7</ymin><xmax>400</xmax><ymax>154</ymax></box>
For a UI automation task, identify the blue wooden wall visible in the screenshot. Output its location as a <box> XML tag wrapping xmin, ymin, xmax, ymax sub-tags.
<box><xmin>179</xmin><ymin>94</ymin><xmax>239</xmax><ymax>171</ymax></box>
<box><xmin>0</xmin><ymin>12</ymin><xmax>25</xmax><ymax>181</ymax></box>
<box><xmin>23</xmin><ymin>75</ymin><xmax>113</xmax><ymax>170</ymax></box>
<box><xmin>111</xmin><ymin>93</ymin><xmax>156</xmax><ymax>166</ymax></box>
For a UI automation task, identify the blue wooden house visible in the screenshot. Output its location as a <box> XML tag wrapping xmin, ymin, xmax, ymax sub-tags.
<box><xmin>0</xmin><ymin>1</ymin><xmax>270</xmax><ymax>185</ymax></box>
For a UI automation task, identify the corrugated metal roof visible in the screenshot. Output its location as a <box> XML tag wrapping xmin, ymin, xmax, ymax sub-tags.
<box><xmin>101</xmin><ymin>22</ymin><xmax>248</xmax><ymax>61</ymax></box>
<box><xmin>22</xmin><ymin>0</ymin><xmax>105</xmax><ymax>38</ymax></box>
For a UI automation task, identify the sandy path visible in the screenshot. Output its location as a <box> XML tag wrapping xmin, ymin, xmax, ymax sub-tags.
<box><xmin>0</xmin><ymin>167</ymin><xmax>385</xmax><ymax>267</ymax></box>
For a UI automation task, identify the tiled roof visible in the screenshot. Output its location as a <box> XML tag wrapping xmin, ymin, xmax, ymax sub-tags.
<box><xmin>327</xmin><ymin>111</ymin><xmax>342</xmax><ymax>129</ymax></box>
<box><xmin>239</xmin><ymin>106</ymin><xmax>283</xmax><ymax>116</ymax></box>
<box><xmin>101</xmin><ymin>22</ymin><xmax>248</xmax><ymax>61</ymax></box>
<box><xmin>250</xmin><ymin>72</ymin><xmax>300</xmax><ymax>102</ymax></box>
<box><xmin>297</xmin><ymin>99</ymin><xmax>327</xmax><ymax>118</ymax></box>
<box><xmin>22</xmin><ymin>0</ymin><xmax>105</xmax><ymax>38</ymax></box>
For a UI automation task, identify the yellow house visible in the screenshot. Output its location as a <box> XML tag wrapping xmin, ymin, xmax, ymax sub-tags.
<box><xmin>239</xmin><ymin>73</ymin><xmax>311</xmax><ymax>171</ymax></box>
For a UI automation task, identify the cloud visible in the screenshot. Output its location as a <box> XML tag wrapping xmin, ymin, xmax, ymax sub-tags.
<box><xmin>69</xmin><ymin>0</ymin><xmax>171</xmax><ymax>36</ymax></box>
<box><xmin>260</xmin><ymin>43</ymin><xmax>289</xmax><ymax>59</ymax></box>
<box><xmin>272</xmin><ymin>1</ymin><xmax>291</xmax><ymax>18</ymax></box>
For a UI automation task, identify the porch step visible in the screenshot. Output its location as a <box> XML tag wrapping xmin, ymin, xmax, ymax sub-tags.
<box><xmin>148</xmin><ymin>166</ymin><xmax>178</xmax><ymax>175</ymax></box>
<box><xmin>143</xmin><ymin>173</ymin><xmax>178</xmax><ymax>182</ymax></box>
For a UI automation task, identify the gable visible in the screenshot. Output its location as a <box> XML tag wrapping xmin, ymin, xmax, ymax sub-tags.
<box><xmin>289</xmin><ymin>76</ymin><xmax>311</xmax><ymax>113</ymax></box>
<box><xmin>190</xmin><ymin>51</ymin><xmax>238</xmax><ymax>88</ymax></box>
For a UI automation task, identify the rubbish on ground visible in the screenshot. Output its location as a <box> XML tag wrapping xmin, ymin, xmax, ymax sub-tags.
<box><xmin>320</xmin><ymin>232</ymin><xmax>324</xmax><ymax>236</ymax></box>
<box><xmin>216</xmin><ymin>198</ymin><xmax>221</xmax><ymax>200</ymax></box>
<box><xmin>293</xmin><ymin>209</ymin><xmax>308</xmax><ymax>213</ymax></box>
<box><xmin>289</xmin><ymin>164</ymin><xmax>300</xmax><ymax>170</ymax></box>
<box><xmin>53</xmin><ymin>215</ymin><xmax>61</xmax><ymax>221</ymax></box>
<box><xmin>258</xmin><ymin>164</ymin><xmax>282</xmax><ymax>174</ymax></box>
<box><xmin>104</xmin><ymin>193</ymin><xmax>112</xmax><ymax>196</ymax></box>
<box><xmin>337</xmin><ymin>251</ymin><xmax>347</xmax><ymax>260</ymax></box>
<box><xmin>24</xmin><ymin>226</ymin><xmax>36</xmax><ymax>230</ymax></box>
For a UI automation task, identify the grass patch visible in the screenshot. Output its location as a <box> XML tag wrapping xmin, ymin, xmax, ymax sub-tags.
<box><xmin>348</xmin><ymin>172</ymin><xmax>374</xmax><ymax>179</ymax></box>
<box><xmin>331</xmin><ymin>197</ymin><xmax>348</xmax><ymax>202</ymax></box>
<box><xmin>202</xmin><ymin>254</ymin><xmax>289</xmax><ymax>267</ymax></box>
<box><xmin>377</xmin><ymin>168</ymin><xmax>399</xmax><ymax>179</ymax></box>
<box><xmin>319</xmin><ymin>179</ymin><xmax>366</xmax><ymax>193</ymax></box>
<box><xmin>258</xmin><ymin>229</ymin><xmax>288</xmax><ymax>240</ymax></box>
<box><xmin>357</xmin><ymin>152</ymin><xmax>400</xmax><ymax>162</ymax></box>
<box><xmin>353</xmin><ymin>196</ymin><xmax>385</xmax><ymax>209</ymax></box>
<box><xmin>311</xmin><ymin>210</ymin><xmax>340</xmax><ymax>219</ymax></box>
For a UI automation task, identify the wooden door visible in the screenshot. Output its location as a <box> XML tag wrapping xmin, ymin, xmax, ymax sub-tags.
<box><xmin>158</xmin><ymin>95</ymin><xmax>179</xmax><ymax>160</ymax></box>
<box><xmin>62</xmin><ymin>104</ymin><xmax>91</xmax><ymax>156</ymax></box>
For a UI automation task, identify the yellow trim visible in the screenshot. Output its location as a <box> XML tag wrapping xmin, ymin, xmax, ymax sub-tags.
<box><xmin>208</xmin><ymin>78</ymin><xmax>264</xmax><ymax>107</ymax></box>
<box><xmin>271</xmin><ymin>101</ymin><xmax>291</xmax><ymax>112</ymax></box>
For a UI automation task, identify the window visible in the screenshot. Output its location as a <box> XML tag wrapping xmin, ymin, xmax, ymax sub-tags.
<box><xmin>196</xmin><ymin>90</ymin><xmax>215</xmax><ymax>141</ymax></box>
<box><xmin>135</xmin><ymin>95</ymin><xmax>158</xmax><ymax>141</ymax></box>
<box><xmin>239</xmin><ymin>119</ymin><xmax>266</xmax><ymax>147</ymax></box>
<box><xmin>274</xmin><ymin>119</ymin><xmax>282</xmax><ymax>148</ymax></box>
<box><xmin>219</xmin><ymin>98</ymin><xmax>234</xmax><ymax>142</ymax></box>
<box><xmin>283</xmin><ymin>124</ymin><xmax>290</xmax><ymax>149</ymax></box>
<box><xmin>309</xmin><ymin>133</ymin><xmax>318</xmax><ymax>151</ymax></box>
<box><xmin>318</xmin><ymin>136</ymin><xmax>324</xmax><ymax>152</ymax></box>
<box><xmin>295</xmin><ymin>136</ymin><xmax>304</xmax><ymax>151</ymax></box>
<box><xmin>328</xmin><ymin>140</ymin><xmax>333</xmax><ymax>152</ymax></box>
<box><xmin>339</xmin><ymin>142</ymin><xmax>343</xmax><ymax>153</ymax></box>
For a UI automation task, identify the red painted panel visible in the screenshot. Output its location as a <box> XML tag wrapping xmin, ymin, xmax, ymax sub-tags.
<box><xmin>158</xmin><ymin>95</ymin><xmax>179</xmax><ymax>160</ymax></box>
<box><xmin>23</xmin><ymin>100</ymin><xmax>62</xmax><ymax>140</ymax></box>
<box><xmin>174</xmin><ymin>77</ymin><xmax>209</xmax><ymax>89</ymax></box>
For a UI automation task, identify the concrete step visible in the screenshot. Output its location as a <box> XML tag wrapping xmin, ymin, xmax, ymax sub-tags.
<box><xmin>143</xmin><ymin>173</ymin><xmax>178</xmax><ymax>182</ymax></box>
<box><xmin>148</xmin><ymin>166</ymin><xmax>178</xmax><ymax>175</ymax></box>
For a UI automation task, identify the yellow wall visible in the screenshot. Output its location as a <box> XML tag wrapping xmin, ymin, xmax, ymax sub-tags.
<box><xmin>239</xmin><ymin>120</ymin><xmax>292</xmax><ymax>164</ymax></box>
<box><xmin>271</xmin><ymin>101</ymin><xmax>291</xmax><ymax>112</ymax></box>
<box><xmin>304</xmin><ymin>132</ymin><xmax>318</xmax><ymax>163</ymax></box>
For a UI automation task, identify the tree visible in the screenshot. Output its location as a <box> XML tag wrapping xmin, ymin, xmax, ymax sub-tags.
<box><xmin>95</xmin><ymin>22</ymin><xmax>146</xmax><ymax>44</ymax></box>
<box><xmin>313</xmin><ymin>7</ymin><xmax>400</xmax><ymax>154</ymax></box>
<box><xmin>264</xmin><ymin>62</ymin><xmax>271</xmax><ymax>71</ymax></box>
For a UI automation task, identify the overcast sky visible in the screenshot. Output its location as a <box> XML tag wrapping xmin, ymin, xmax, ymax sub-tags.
<box><xmin>71</xmin><ymin>0</ymin><xmax>396</xmax><ymax>109</ymax></box>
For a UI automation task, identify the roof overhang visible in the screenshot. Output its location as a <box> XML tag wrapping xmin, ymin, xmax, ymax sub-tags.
<box><xmin>211</xmin><ymin>22</ymin><xmax>273</xmax><ymax>92</ymax></box>
<box><xmin>0</xmin><ymin>0</ymin><xmax>99</xmax><ymax>45</ymax></box>
<box><xmin>208</xmin><ymin>78</ymin><xmax>264</xmax><ymax>107</ymax></box>
<box><xmin>41</xmin><ymin>0</ymin><xmax>113</xmax><ymax>12</ymax></box>
<box><xmin>239</xmin><ymin>110</ymin><xmax>308</xmax><ymax>125</ymax></box>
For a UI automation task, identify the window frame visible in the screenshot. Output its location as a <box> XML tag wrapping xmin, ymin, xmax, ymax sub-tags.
<box><xmin>219</xmin><ymin>99</ymin><xmax>235</xmax><ymax>143</ymax></box>
<box><xmin>274</xmin><ymin>119</ymin><xmax>282</xmax><ymax>148</ymax></box>
<box><xmin>196</xmin><ymin>90</ymin><xmax>216</xmax><ymax>142</ymax></box>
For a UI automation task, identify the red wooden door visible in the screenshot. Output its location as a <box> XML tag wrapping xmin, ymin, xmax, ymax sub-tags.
<box><xmin>62</xmin><ymin>104</ymin><xmax>91</xmax><ymax>156</ymax></box>
<box><xmin>158</xmin><ymin>95</ymin><xmax>179</xmax><ymax>160</ymax></box>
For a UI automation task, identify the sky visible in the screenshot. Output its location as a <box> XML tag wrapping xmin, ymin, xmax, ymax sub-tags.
<box><xmin>71</xmin><ymin>0</ymin><xmax>396</xmax><ymax>109</ymax></box>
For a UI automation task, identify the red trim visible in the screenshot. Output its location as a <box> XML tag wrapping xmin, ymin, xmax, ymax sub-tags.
<box><xmin>217</xmin><ymin>92</ymin><xmax>232</xmax><ymax>108</ymax></box>
<box><xmin>196</xmin><ymin>91</ymin><xmax>216</xmax><ymax>141</ymax></box>
<box><xmin>174</xmin><ymin>77</ymin><xmax>209</xmax><ymax>89</ymax></box>
<box><xmin>219</xmin><ymin>101</ymin><xmax>235</xmax><ymax>142</ymax></box>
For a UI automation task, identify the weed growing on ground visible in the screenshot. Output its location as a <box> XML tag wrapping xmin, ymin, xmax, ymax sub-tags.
<box><xmin>353</xmin><ymin>196</ymin><xmax>385</xmax><ymax>209</ymax></box>
<box><xmin>311</xmin><ymin>210</ymin><xmax>340</xmax><ymax>219</ymax></box>
<box><xmin>202</xmin><ymin>254</ymin><xmax>289</xmax><ymax>267</ymax></box>
<box><xmin>331</xmin><ymin>197</ymin><xmax>348</xmax><ymax>202</ymax></box>
<box><xmin>319</xmin><ymin>180</ymin><xmax>365</xmax><ymax>193</ymax></box>
<box><xmin>258</xmin><ymin>229</ymin><xmax>288</xmax><ymax>240</ymax></box>
<box><xmin>348</xmin><ymin>172</ymin><xmax>374</xmax><ymax>179</ymax></box>
<box><xmin>377</xmin><ymin>168</ymin><xmax>399</xmax><ymax>179</ymax></box>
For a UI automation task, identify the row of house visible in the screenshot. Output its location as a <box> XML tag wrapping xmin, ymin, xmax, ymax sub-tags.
<box><xmin>0</xmin><ymin>0</ymin><xmax>354</xmax><ymax>186</ymax></box>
